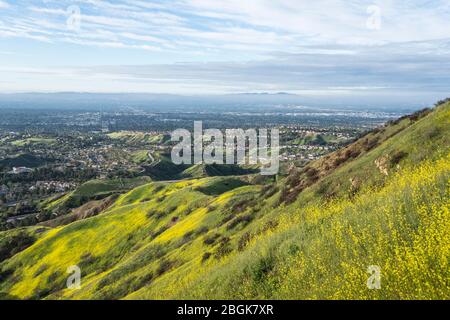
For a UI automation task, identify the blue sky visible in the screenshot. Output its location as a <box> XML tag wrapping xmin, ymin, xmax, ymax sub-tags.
<box><xmin>0</xmin><ymin>0</ymin><xmax>449</xmax><ymax>98</ymax></box>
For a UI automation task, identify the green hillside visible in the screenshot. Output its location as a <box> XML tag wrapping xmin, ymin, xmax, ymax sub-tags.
<box><xmin>42</xmin><ymin>176</ymin><xmax>152</xmax><ymax>214</ymax></box>
<box><xmin>144</xmin><ymin>153</ymin><xmax>258</xmax><ymax>181</ymax></box>
<box><xmin>0</xmin><ymin>103</ymin><xmax>448</xmax><ymax>300</ymax></box>
<box><xmin>108</xmin><ymin>131</ymin><xmax>170</xmax><ymax>145</ymax></box>
<box><xmin>0</xmin><ymin>153</ymin><xmax>48</xmax><ymax>169</ymax></box>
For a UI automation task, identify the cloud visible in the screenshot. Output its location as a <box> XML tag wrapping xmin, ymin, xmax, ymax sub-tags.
<box><xmin>0</xmin><ymin>1</ymin><xmax>10</xmax><ymax>9</ymax></box>
<box><xmin>0</xmin><ymin>0</ymin><xmax>449</xmax><ymax>96</ymax></box>
<box><xmin>3</xmin><ymin>1</ymin><xmax>450</xmax><ymax>54</ymax></box>
<box><xmin>2</xmin><ymin>39</ymin><xmax>449</xmax><ymax>95</ymax></box>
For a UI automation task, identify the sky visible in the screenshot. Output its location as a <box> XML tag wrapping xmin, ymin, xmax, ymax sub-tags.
<box><xmin>0</xmin><ymin>0</ymin><xmax>449</xmax><ymax>100</ymax></box>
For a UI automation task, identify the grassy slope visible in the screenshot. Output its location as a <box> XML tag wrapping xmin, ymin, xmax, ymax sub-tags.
<box><xmin>0</xmin><ymin>103</ymin><xmax>448</xmax><ymax>300</ymax></box>
<box><xmin>144</xmin><ymin>154</ymin><xmax>258</xmax><ymax>181</ymax></box>
<box><xmin>43</xmin><ymin>176</ymin><xmax>152</xmax><ymax>213</ymax></box>
<box><xmin>181</xmin><ymin>164</ymin><xmax>259</xmax><ymax>179</ymax></box>
<box><xmin>108</xmin><ymin>132</ymin><xmax>169</xmax><ymax>145</ymax></box>
<box><xmin>11</xmin><ymin>138</ymin><xmax>56</xmax><ymax>147</ymax></box>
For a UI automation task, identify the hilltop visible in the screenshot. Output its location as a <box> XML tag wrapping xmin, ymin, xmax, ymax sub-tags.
<box><xmin>0</xmin><ymin>102</ymin><xmax>448</xmax><ymax>300</ymax></box>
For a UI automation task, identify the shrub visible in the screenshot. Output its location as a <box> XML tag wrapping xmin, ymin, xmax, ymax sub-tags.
<box><xmin>33</xmin><ymin>264</ymin><xmax>48</xmax><ymax>277</ymax></box>
<box><xmin>156</xmin><ymin>259</ymin><xmax>175</xmax><ymax>277</ymax></box>
<box><xmin>390</xmin><ymin>151</ymin><xmax>408</xmax><ymax>166</ymax></box>
<box><xmin>203</xmin><ymin>233</ymin><xmax>220</xmax><ymax>245</ymax></box>
<box><xmin>201</xmin><ymin>252</ymin><xmax>212</xmax><ymax>263</ymax></box>
<box><xmin>434</xmin><ymin>97</ymin><xmax>450</xmax><ymax>106</ymax></box>
<box><xmin>195</xmin><ymin>226</ymin><xmax>209</xmax><ymax>236</ymax></box>
<box><xmin>0</xmin><ymin>268</ymin><xmax>14</xmax><ymax>282</ymax></box>
<box><xmin>261</xmin><ymin>220</ymin><xmax>279</xmax><ymax>233</ymax></box>
<box><xmin>151</xmin><ymin>225</ymin><xmax>168</xmax><ymax>239</ymax></box>
<box><xmin>47</xmin><ymin>271</ymin><xmax>62</xmax><ymax>283</ymax></box>
<box><xmin>424</xmin><ymin>127</ymin><xmax>440</xmax><ymax>139</ymax></box>
<box><xmin>248</xmin><ymin>255</ymin><xmax>275</xmax><ymax>282</ymax></box>
<box><xmin>230</xmin><ymin>198</ymin><xmax>257</xmax><ymax>214</ymax></box>
<box><xmin>363</xmin><ymin>136</ymin><xmax>380</xmax><ymax>151</ymax></box>
<box><xmin>178</xmin><ymin>231</ymin><xmax>194</xmax><ymax>247</ymax></box>
<box><xmin>226</xmin><ymin>214</ymin><xmax>254</xmax><ymax>231</ymax></box>
<box><xmin>260</xmin><ymin>184</ymin><xmax>279</xmax><ymax>199</ymax></box>
<box><xmin>0</xmin><ymin>231</ymin><xmax>35</xmax><ymax>263</ymax></box>
<box><xmin>130</xmin><ymin>272</ymin><xmax>153</xmax><ymax>291</ymax></box>
<box><xmin>219</xmin><ymin>214</ymin><xmax>236</xmax><ymax>226</ymax></box>
<box><xmin>214</xmin><ymin>237</ymin><xmax>232</xmax><ymax>259</ymax></box>
<box><xmin>167</xmin><ymin>205</ymin><xmax>178</xmax><ymax>213</ymax></box>
<box><xmin>156</xmin><ymin>196</ymin><xmax>166</xmax><ymax>203</ymax></box>
<box><xmin>409</xmin><ymin>108</ymin><xmax>431</xmax><ymax>122</ymax></box>
<box><xmin>288</xmin><ymin>244</ymin><xmax>300</xmax><ymax>256</ymax></box>
<box><xmin>155</xmin><ymin>211</ymin><xmax>165</xmax><ymax>219</ymax></box>
<box><xmin>238</xmin><ymin>232</ymin><xmax>252</xmax><ymax>251</ymax></box>
<box><xmin>304</xmin><ymin>167</ymin><xmax>319</xmax><ymax>179</ymax></box>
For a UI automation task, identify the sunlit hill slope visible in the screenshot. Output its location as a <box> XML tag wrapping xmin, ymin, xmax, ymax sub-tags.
<box><xmin>0</xmin><ymin>102</ymin><xmax>449</xmax><ymax>300</ymax></box>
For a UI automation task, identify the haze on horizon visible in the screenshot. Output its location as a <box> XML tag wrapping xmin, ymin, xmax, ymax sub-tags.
<box><xmin>0</xmin><ymin>0</ymin><xmax>449</xmax><ymax>107</ymax></box>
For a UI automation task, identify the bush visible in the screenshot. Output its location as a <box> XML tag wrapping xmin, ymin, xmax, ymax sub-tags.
<box><xmin>156</xmin><ymin>196</ymin><xmax>166</xmax><ymax>203</ymax></box>
<box><xmin>261</xmin><ymin>220</ymin><xmax>279</xmax><ymax>233</ymax></box>
<box><xmin>238</xmin><ymin>232</ymin><xmax>252</xmax><ymax>251</ymax></box>
<box><xmin>363</xmin><ymin>137</ymin><xmax>380</xmax><ymax>151</ymax></box>
<box><xmin>151</xmin><ymin>225</ymin><xmax>168</xmax><ymax>239</ymax></box>
<box><xmin>214</xmin><ymin>237</ymin><xmax>232</xmax><ymax>259</ymax></box>
<box><xmin>230</xmin><ymin>198</ymin><xmax>257</xmax><ymax>214</ymax></box>
<box><xmin>156</xmin><ymin>259</ymin><xmax>175</xmax><ymax>277</ymax></box>
<box><xmin>424</xmin><ymin>127</ymin><xmax>440</xmax><ymax>139</ymax></box>
<box><xmin>248</xmin><ymin>255</ymin><xmax>275</xmax><ymax>282</ymax></box>
<box><xmin>409</xmin><ymin>108</ymin><xmax>431</xmax><ymax>122</ymax></box>
<box><xmin>33</xmin><ymin>264</ymin><xmax>48</xmax><ymax>277</ymax></box>
<box><xmin>77</xmin><ymin>253</ymin><xmax>100</xmax><ymax>275</ymax></box>
<box><xmin>434</xmin><ymin>97</ymin><xmax>450</xmax><ymax>106</ymax></box>
<box><xmin>131</xmin><ymin>273</ymin><xmax>153</xmax><ymax>291</ymax></box>
<box><xmin>390</xmin><ymin>151</ymin><xmax>408</xmax><ymax>166</ymax></box>
<box><xmin>195</xmin><ymin>226</ymin><xmax>209</xmax><ymax>236</ymax></box>
<box><xmin>201</xmin><ymin>252</ymin><xmax>212</xmax><ymax>263</ymax></box>
<box><xmin>0</xmin><ymin>231</ymin><xmax>35</xmax><ymax>263</ymax></box>
<box><xmin>178</xmin><ymin>231</ymin><xmax>194</xmax><ymax>247</ymax></box>
<box><xmin>219</xmin><ymin>214</ymin><xmax>236</xmax><ymax>226</ymax></box>
<box><xmin>226</xmin><ymin>214</ymin><xmax>254</xmax><ymax>231</ymax></box>
<box><xmin>203</xmin><ymin>233</ymin><xmax>220</xmax><ymax>245</ymax></box>
<box><xmin>167</xmin><ymin>205</ymin><xmax>178</xmax><ymax>213</ymax></box>
<box><xmin>260</xmin><ymin>184</ymin><xmax>279</xmax><ymax>199</ymax></box>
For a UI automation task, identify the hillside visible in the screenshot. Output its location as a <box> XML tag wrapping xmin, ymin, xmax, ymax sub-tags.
<box><xmin>0</xmin><ymin>103</ymin><xmax>448</xmax><ymax>300</ymax></box>
<box><xmin>108</xmin><ymin>131</ymin><xmax>171</xmax><ymax>145</ymax></box>
<box><xmin>41</xmin><ymin>176</ymin><xmax>152</xmax><ymax>216</ymax></box>
<box><xmin>144</xmin><ymin>153</ymin><xmax>258</xmax><ymax>181</ymax></box>
<box><xmin>0</xmin><ymin>153</ymin><xmax>48</xmax><ymax>169</ymax></box>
